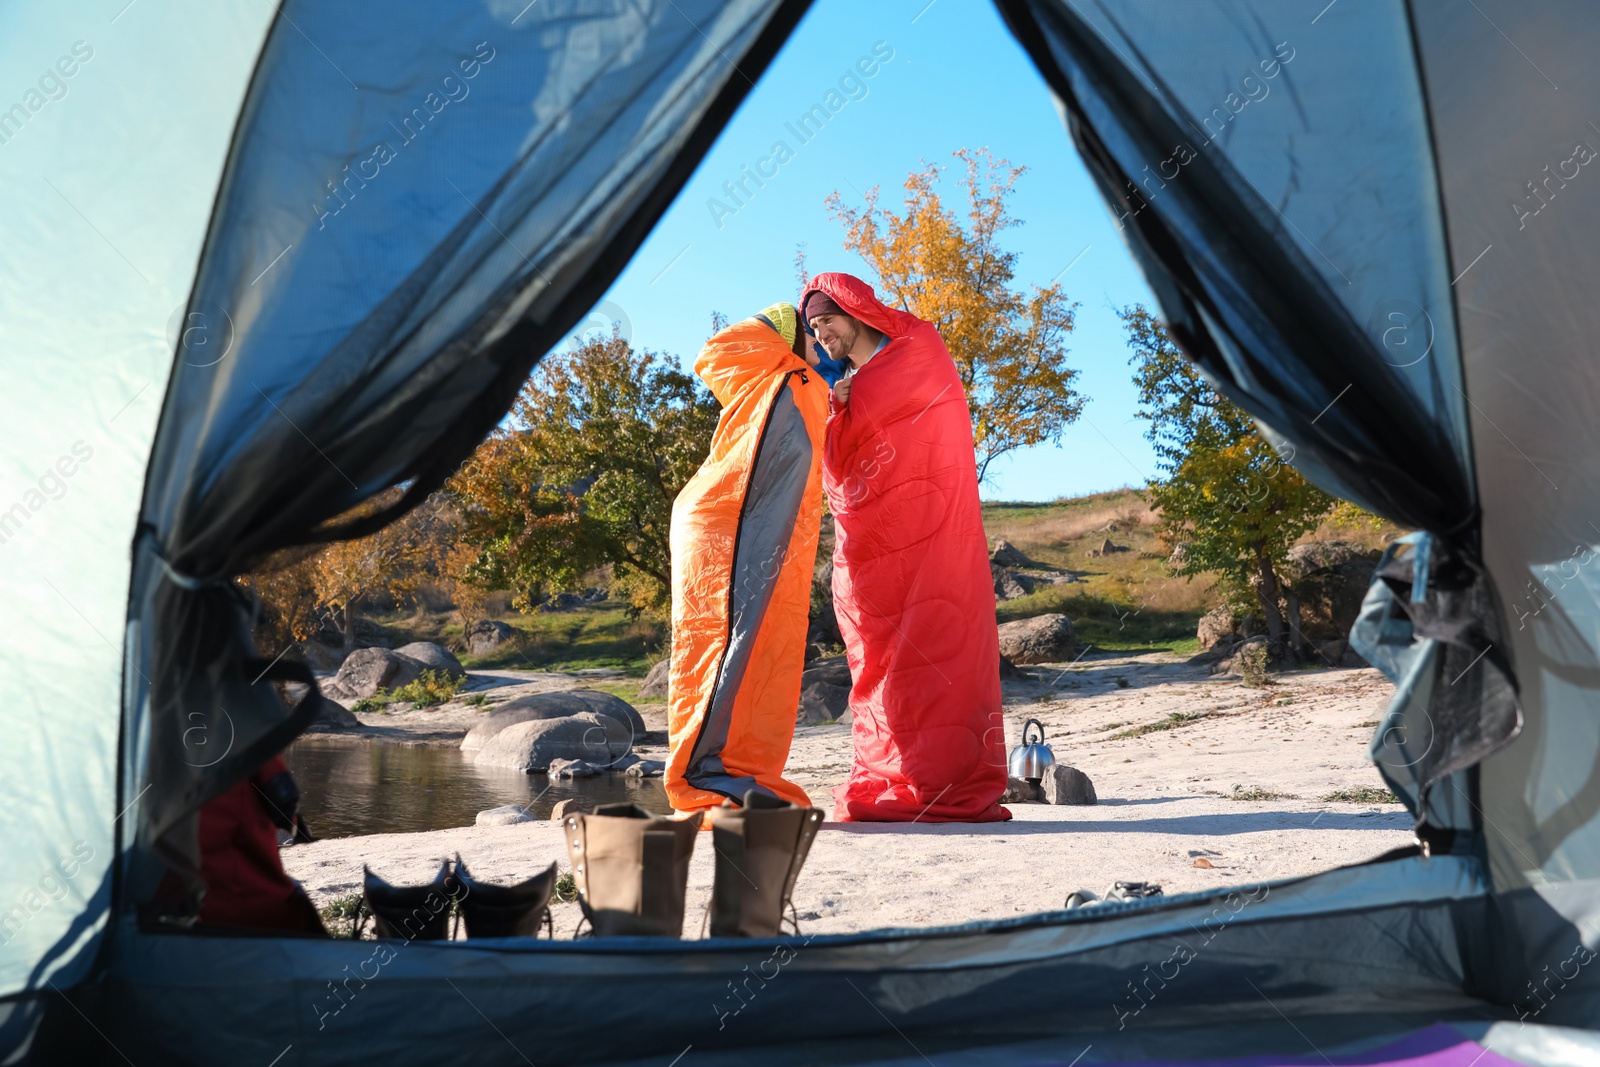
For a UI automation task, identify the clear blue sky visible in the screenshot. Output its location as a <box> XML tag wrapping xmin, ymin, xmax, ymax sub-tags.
<box><xmin>578</xmin><ymin>0</ymin><xmax>1161</xmax><ymax>501</ymax></box>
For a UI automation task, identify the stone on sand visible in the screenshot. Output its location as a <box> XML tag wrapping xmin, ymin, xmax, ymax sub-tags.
<box><xmin>1046</xmin><ymin>764</ymin><xmax>1097</xmax><ymax>805</ymax></box>
<box><xmin>324</xmin><ymin>647</ymin><xmax>421</xmax><ymax>701</ymax></box>
<box><xmin>1001</xmin><ymin>776</ymin><xmax>1044</xmax><ymax>803</ymax></box>
<box><xmin>997</xmin><ymin>614</ymin><xmax>1077</xmax><ymax>664</ymax></box>
<box><xmin>476</xmin><ymin>804</ymin><xmax>534</xmax><ymax>827</ymax></box>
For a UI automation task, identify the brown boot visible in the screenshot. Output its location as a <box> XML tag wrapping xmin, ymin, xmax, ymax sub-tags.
<box><xmin>563</xmin><ymin>803</ymin><xmax>702</xmax><ymax>937</ymax></box>
<box><xmin>707</xmin><ymin>792</ymin><xmax>823</xmax><ymax>938</ymax></box>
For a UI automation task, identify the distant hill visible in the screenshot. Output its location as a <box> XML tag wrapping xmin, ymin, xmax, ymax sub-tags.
<box><xmin>981</xmin><ymin>487</ymin><xmax>1401</xmax><ymax>655</ymax></box>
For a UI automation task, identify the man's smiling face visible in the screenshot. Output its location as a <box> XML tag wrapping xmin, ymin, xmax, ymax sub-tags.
<box><xmin>808</xmin><ymin>312</ymin><xmax>860</xmax><ymax>362</ymax></box>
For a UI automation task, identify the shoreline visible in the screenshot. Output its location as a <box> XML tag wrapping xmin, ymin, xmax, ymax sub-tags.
<box><xmin>283</xmin><ymin>653</ymin><xmax>1412</xmax><ymax>936</ymax></box>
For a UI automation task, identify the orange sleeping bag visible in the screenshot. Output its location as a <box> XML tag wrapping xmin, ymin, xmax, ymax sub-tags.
<box><xmin>665</xmin><ymin>313</ymin><xmax>828</xmax><ymax>815</ymax></box>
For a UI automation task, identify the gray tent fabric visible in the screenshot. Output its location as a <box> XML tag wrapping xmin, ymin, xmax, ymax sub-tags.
<box><xmin>7</xmin><ymin>0</ymin><xmax>1600</xmax><ymax>1064</ymax></box>
<box><xmin>123</xmin><ymin>0</ymin><xmax>811</xmax><ymax>915</ymax></box>
<box><xmin>1407</xmin><ymin>0</ymin><xmax>1600</xmax><ymax>892</ymax></box>
<box><xmin>992</xmin><ymin>0</ymin><xmax>1520</xmax><ymax>837</ymax></box>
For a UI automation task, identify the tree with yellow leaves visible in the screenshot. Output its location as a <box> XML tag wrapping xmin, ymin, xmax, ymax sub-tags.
<box><xmin>825</xmin><ymin>148</ymin><xmax>1083</xmax><ymax>482</ymax></box>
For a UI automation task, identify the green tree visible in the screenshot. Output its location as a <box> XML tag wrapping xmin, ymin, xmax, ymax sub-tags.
<box><xmin>447</xmin><ymin>329</ymin><xmax>719</xmax><ymax>616</ymax></box>
<box><xmin>826</xmin><ymin>148</ymin><xmax>1084</xmax><ymax>483</ymax></box>
<box><xmin>1124</xmin><ymin>305</ymin><xmax>1333</xmax><ymax>658</ymax></box>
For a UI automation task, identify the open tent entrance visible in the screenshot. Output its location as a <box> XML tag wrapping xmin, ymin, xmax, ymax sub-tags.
<box><xmin>6</xmin><ymin>1</ymin><xmax>1600</xmax><ymax>1064</ymax></box>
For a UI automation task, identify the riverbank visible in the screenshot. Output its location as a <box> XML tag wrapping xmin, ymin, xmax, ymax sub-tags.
<box><xmin>283</xmin><ymin>653</ymin><xmax>1412</xmax><ymax>936</ymax></box>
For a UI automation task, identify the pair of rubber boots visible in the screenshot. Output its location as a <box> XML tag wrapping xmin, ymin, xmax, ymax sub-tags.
<box><xmin>563</xmin><ymin>794</ymin><xmax>823</xmax><ymax>938</ymax></box>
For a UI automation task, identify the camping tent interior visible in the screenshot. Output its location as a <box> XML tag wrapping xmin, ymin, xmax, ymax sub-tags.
<box><xmin>4</xmin><ymin>0</ymin><xmax>1600</xmax><ymax>1063</ymax></box>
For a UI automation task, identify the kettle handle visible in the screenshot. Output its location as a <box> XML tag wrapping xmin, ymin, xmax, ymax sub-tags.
<box><xmin>1022</xmin><ymin>718</ymin><xmax>1045</xmax><ymax>745</ymax></box>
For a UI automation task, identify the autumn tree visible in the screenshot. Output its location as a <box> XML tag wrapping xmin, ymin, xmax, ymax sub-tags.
<box><xmin>826</xmin><ymin>148</ymin><xmax>1083</xmax><ymax>482</ymax></box>
<box><xmin>242</xmin><ymin>491</ymin><xmax>452</xmax><ymax>654</ymax></box>
<box><xmin>447</xmin><ymin>329</ymin><xmax>720</xmax><ymax>616</ymax></box>
<box><xmin>239</xmin><ymin>552</ymin><xmax>322</xmax><ymax>653</ymax></box>
<box><xmin>1125</xmin><ymin>305</ymin><xmax>1333</xmax><ymax>658</ymax></box>
<box><xmin>307</xmin><ymin>490</ymin><xmax>444</xmax><ymax>651</ymax></box>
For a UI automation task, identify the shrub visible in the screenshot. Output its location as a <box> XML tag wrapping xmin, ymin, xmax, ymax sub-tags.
<box><xmin>350</xmin><ymin>669</ymin><xmax>467</xmax><ymax>713</ymax></box>
<box><xmin>1229</xmin><ymin>784</ymin><xmax>1298</xmax><ymax>801</ymax></box>
<box><xmin>1322</xmin><ymin>787</ymin><xmax>1398</xmax><ymax>804</ymax></box>
<box><xmin>318</xmin><ymin>893</ymin><xmax>364</xmax><ymax>937</ymax></box>
<box><xmin>1239</xmin><ymin>644</ymin><xmax>1271</xmax><ymax>687</ymax></box>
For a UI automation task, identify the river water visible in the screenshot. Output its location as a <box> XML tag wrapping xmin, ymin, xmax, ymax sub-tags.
<box><xmin>284</xmin><ymin>740</ymin><xmax>673</xmax><ymax>839</ymax></box>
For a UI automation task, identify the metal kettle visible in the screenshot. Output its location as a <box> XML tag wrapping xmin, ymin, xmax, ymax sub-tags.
<box><xmin>1007</xmin><ymin>719</ymin><xmax>1056</xmax><ymax>783</ymax></box>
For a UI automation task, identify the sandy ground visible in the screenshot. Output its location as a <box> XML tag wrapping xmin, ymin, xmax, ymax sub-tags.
<box><xmin>285</xmin><ymin>653</ymin><xmax>1412</xmax><ymax>936</ymax></box>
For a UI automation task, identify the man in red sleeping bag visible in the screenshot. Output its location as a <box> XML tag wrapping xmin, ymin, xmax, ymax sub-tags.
<box><xmin>802</xmin><ymin>273</ymin><xmax>1009</xmax><ymax>823</ymax></box>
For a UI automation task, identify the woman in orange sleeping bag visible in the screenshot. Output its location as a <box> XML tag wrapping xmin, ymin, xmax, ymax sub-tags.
<box><xmin>664</xmin><ymin>303</ymin><xmax>828</xmax><ymax>815</ymax></box>
<box><xmin>803</xmin><ymin>272</ymin><xmax>1010</xmax><ymax>823</ymax></box>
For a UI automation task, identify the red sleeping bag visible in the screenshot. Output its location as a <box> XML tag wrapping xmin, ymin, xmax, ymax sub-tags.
<box><xmin>805</xmin><ymin>272</ymin><xmax>1010</xmax><ymax>823</ymax></box>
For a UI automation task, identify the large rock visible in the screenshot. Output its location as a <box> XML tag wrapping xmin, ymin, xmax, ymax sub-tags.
<box><xmin>1046</xmin><ymin>764</ymin><xmax>1097</xmax><ymax>805</ymax></box>
<box><xmin>993</xmin><ymin>564</ymin><xmax>1034</xmax><ymax>601</ymax></box>
<box><xmin>797</xmin><ymin>656</ymin><xmax>851</xmax><ymax>725</ymax></box>
<box><xmin>462</xmin><ymin>690</ymin><xmax>646</xmax><ymax>752</ymax></box>
<box><xmin>472</xmin><ymin>712</ymin><xmax>633</xmax><ymax>772</ymax></box>
<box><xmin>990</xmin><ymin>540</ymin><xmax>1033</xmax><ymax>568</ymax></box>
<box><xmin>465</xmin><ymin>619</ymin><xmax>515</xmax><ymax>656</ymax></box>
<box><xmin>1285</xmin><ymin>540</ymin><xmax>1382</xmax><ymax>641</ymax></box>
<box><xmin>636</xmin><ymin>658</ymin><xmax>670</xmax><ymax>700</ymax></box>
<box><xmin>1197</xmin><ymin>607</ymin><xmax>1239</xmax><ymax>651</ymax></box>
<box><xmin>324</xmin><ymin>646</ymin><xmax>423</xmax><ymax>701</ymax></box>
<box><xmin>301</xmin><ymin>693</ymin><xmax>360</xmax><ymax>731</ymax></box>
<box><xmin>997</xmin><ymin>614</ymin><xmax>1077</xmax><ymax>664</ymax></box>
<box><xmin>393</xmin><ymin>641</ymin><xmax>465</xmax><ymax>679</ymax></box>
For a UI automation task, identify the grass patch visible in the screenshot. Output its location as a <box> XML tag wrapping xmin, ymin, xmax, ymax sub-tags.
<box><xmin>1322</xmin><ymin>787</ymin><xmax>1399</xmax><ymax>804</ymax></box>
<box><xmin>553</xmin><ymin>871</ymin><xmax>579</xmax><ymax>903</ymax></box>
<box><xmin>1229</xmin><ymin>784</ymin><xmax>1300</xmax><ymax>801</ymax></box>
<box><xmin>1111</xmin><ymin>712</ymin><xmax>1211</xmax><ymax>739</ymax></box>
<box><xmin>318</xmin><ymin>892</ymin><xmax>363</xmax><ymax>936</ymax></box>
<box><xmin>580</xmin><ymin>679</ymin><xmax>647</xmax><ymax>704</ymax></box>
<box><xmin>463</xmin><ymin>693</ymin><xmax>489</xmax><ymax>707</ymax></box>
